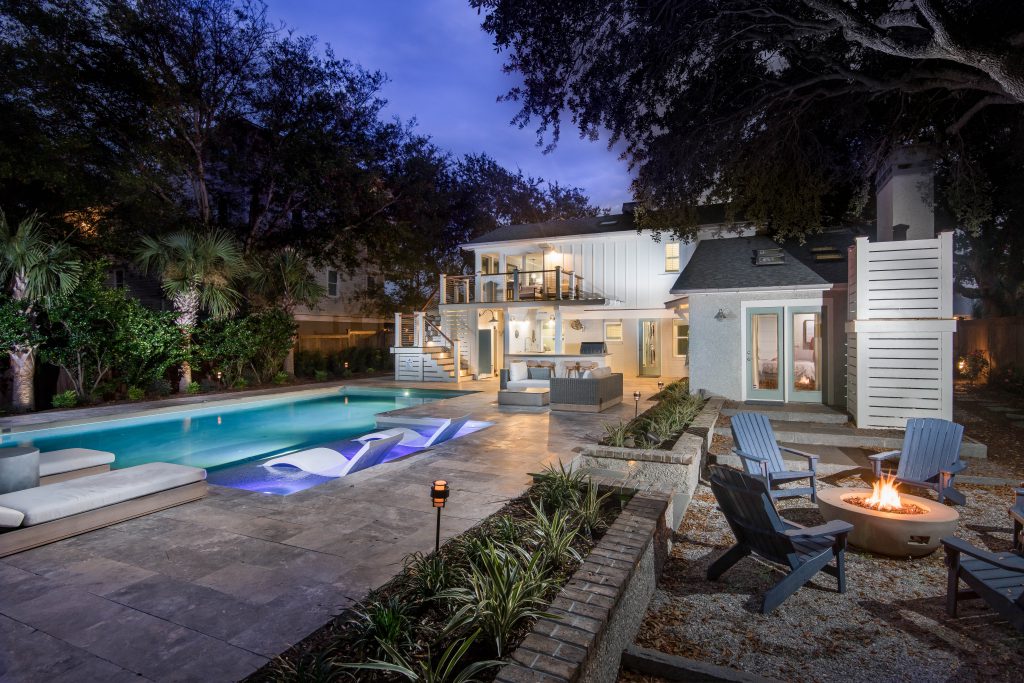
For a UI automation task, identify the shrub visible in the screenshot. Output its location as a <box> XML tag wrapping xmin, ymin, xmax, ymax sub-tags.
<box><xmin>127</xmin><ymin>386</ymin><xmax>145</xmax><ymax>402</ymax></box>
<box><xmin>344</xmin><ymin>629</ymin><xmax>502</xmax><ymax>682</ymax></box>
<box><xmin>199</xmin><ymin>378</ymin><xmax>220</xmax><ymax>392</ymax></box>
<box><xmin>533</xmin><ymin>461</ymin><xmax>586</xmax><ymax>510</ymax></box>
<box><xmin>273</xmin><ymin>371</ymin><xmax>290</xmax><ymax>385</ymax></box>
<box><xmin>186</xmin><ymin>381</ymin><xmax>201</xmax><ymax>395</ymax></box>
<box><xmin>989</xmin><ymin>364</ymin><xmax>1024</xmax><ymax>395</ymax></box>
<box><xmin>350</xmin><ymin>596</ymin><xmax>415</xmax><ymax>658</ymax></box>
<box><xmin>233</xmin><ymin>377</ymin><xmax>249</xmax><ymax>389</ymax></box>
<box><xmin>576</xmin><ymin>482</ymin><xmax>611</xmax><ymax>538</ymax></box>
<box><xmin>196</xmin><ymin>308</ymin><xmax>296</xmax><ymax>385</ymax></box>
<box><xmin>603</xmin><ymin>420</ymin><xmax>631</xmax><ymax>447</ymax></box>
<box><xmin>403</xmin><ymin>552</ymin><xmax>463</xmax><ymax>603</ymax></box>
<box><xmin>528</xmin><ymin>502</ymin><xmax>582</xmax><ymax>571</ymax></box>
<box><xmin>51</xmin><ymin>389</ymin><xmax>78</xmax><ymax>409</ymax></box>
<box><xmin>148</xmin><ymin>378</ymin><xmax>172</xmax><ymax>397</ymax></box>
<box><xmin>314</xmin><ymin>369</ymin><xmax>329</xmax><ymax>382</ymax></box>
<box><xmin>958</xmin><ymin>350</ymin><xmax>990</xmax><ymax>382</ymax></box>
<box><xmin>488</xmin><ymin>514</ymin><xmax>525</xmax><ymax>545</ymax></box>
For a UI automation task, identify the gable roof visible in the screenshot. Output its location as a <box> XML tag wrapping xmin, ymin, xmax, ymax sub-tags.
<box><xmin>670</xmin><ymin>228</ymin><xmax>869</xmax><ymax>293</ymax></box>
<box><xmin>464</xmin><ymin>204</ymin><xmax>731</xmax><ymax>246</ymax></box>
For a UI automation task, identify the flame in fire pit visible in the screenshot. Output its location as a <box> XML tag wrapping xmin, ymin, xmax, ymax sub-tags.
<box><xmin>863</xmin><ymin>474</ymin><xmax>904</xmax><ymax>511</ymax></box>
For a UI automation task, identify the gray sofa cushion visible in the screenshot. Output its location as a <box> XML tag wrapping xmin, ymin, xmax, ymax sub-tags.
<box><xmin>0</xmin><ymin>505</ymin><xmax>24</xmax><ymax>528</ymax></box>
<box><xmin>0</xmin><ymin>462</ymin><xmax>206</xmax><ymax>526</ymax></box>
<box><xmin>39</xmin><ymin>448</ymin><xmax>115</xmax><ymax>476</ymax></box>
<box><xmin>507</xmin><ymin>379</ymin><xmax>550</xmax><ymax>390</ymax></box>
<box><xmin>527</xmin><ymin>367</ymin><xmax>552</xmax><ymax>380</ymax></box>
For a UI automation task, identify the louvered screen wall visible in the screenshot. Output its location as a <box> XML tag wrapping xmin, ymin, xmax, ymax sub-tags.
<box><xmin>846</xmin><ymin>233</ymin><xmax>955</xmax><ymax>429</ymax></box>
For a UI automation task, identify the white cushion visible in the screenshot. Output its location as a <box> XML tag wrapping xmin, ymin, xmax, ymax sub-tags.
<box><xmin>39</xmin><ymin>448</ymin><xmax>115</xmax><ymax>476</ymax></box>
<box><xmin>590</xmin><ymin>366</ymin><xmax>612</xmax><ymax>379</ymax></box>
<box><xmin>581</xmin><ymin>369</ymin><xmax>593</xmax><ymax>379</ymax></box>
<box><xmin>0</xmin><ymin>505</ymin><xmax>24</xmax><ymax>528</ymax></box>
<box><xmin>508</xmin><ymin>362</ymin><xmax>528</xmax><ymax>382</ymax></box>
<box><xmin>506</xmin><ymin>379</ymin><xmax>549</xmax><ymax>390</ymax></box>
<box><xmin>0</xmin><ymin>463</ymin><xmax>206</xmax><ymax>527</ymax></box>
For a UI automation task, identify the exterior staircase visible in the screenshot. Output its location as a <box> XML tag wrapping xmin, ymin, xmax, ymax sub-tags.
<box><xmin>391</xmin><ymin>308</ymin><xmax>469</xmax><ymax>382</ymax></box>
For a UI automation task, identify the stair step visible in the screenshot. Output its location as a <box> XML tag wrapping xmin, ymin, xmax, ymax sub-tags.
<box><xmin>720</xmin><ymin>402</ymin><xmax>848</xmax><ymax>425</ymax></box>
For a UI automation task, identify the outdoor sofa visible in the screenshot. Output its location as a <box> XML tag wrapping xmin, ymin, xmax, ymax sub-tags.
<box><xmin>549</xmin><ymin>369</ymin><xmax>623</xmax><ymax>412</ymax></box>
<box><xmin>0</xmin><ymin>462</ymin><xmax>207</xmax><ymax>557</ymax></box>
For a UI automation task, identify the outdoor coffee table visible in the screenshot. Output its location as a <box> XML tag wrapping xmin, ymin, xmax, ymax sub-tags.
<box><xmin>498</xmin><ymin>388</ymin><xmax>550</xmax><ymax>407</ymax></box>
<box><xmin>0</xmin><ymin>446</ymin><xmax>41</xmax><ymax>494</ymax></box>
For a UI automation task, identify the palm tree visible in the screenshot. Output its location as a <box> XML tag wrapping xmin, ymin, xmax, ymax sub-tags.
<box><xmin>248</xmin><ymin>248</ymin><xmax>325</xmax><ymax>374</ymax></box>
<box><xmin>136</xmin><ymin>230</ymin><xmax>245</xmax><ymax>391</ymax></box>
<box><xmin>0</xmin><ymin>211</ymin><xmax>81</xmax><ymax>411</ymax></box>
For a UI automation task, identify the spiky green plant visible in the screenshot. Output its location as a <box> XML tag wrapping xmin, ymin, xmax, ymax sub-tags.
<box><xmin>533</xmin><ymin>460</ymin><xmax>586</xmax><ymax>511</ymax></box>
<box><xmin>344</xmin><ymin>629</ymin><xmax>503</xmax><ymax>682</ymax></box>
<box><xmin>270</xmin><ymin>650</ymin><xmax>345</xmax><ymax>682</ymax></box>
<box><xmin>404</xmin><ymin>551</ymin><xmax>464</xmax><ymax>603</ymax></box>
<box><xmin>528</xmin><ymin>502</ymin><xmax>582</xmax><ymax>571</ymax></box>
<box><xmin>350</xmin><ymin>595</ymin><xmax>416</xmax><ymax>658</ymax></box>
<box><xmin>443</xmin><ymin>541</ymin><xmax>555</xmax><ymax>656</ymax></box>
<box><xmin>576</xmin><ymin>482</ymin><xmax>611</xmax><ymax>538</ymax></box>
<box><xmin>488</xmin><ymin>514</ymin><xmax>525</xmax><ymax>545</ymax></box>
<box><xmin>603</xmin><ymin>420</ymin><xmax>632</xmax><ymax>447</ymax></box>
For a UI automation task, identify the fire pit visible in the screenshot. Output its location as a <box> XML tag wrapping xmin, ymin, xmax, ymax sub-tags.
<box><xmin>817</xmin><ymin>476</ymin><xmax>959</xmax><ymax>557</ymax></box>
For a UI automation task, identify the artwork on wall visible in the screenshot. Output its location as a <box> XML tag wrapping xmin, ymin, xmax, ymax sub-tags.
<box><xmin>803</xmin><ymin>319</ymin><xmax>815</xmax><ymax>350</ymax></box>
<box><xmin>569</xmin><ymin>319</ymin><xmax>584</xmax><ymax>331</ymax></box>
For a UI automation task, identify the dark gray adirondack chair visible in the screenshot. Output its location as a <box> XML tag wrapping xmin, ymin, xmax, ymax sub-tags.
<box><xmin>707</xmin><ymin>465</ymin><xmax>853</xmax><ymax>613</ymax></box>
<box><xmin>941</xmin><ymin>536</ymin><xmax>1024</xmax><ymax>633</ymax></box>
<box><xmin>868</xmin><ymin>418</ymin><xmax>966</xmax><ymax>505</ymax></box>
<box><xmin>730</xmin><ymin>412</ymin><xmax>819</xmax><ymax>502</ymax></box>
<box><xmin>1011</xmin><ymin>485</ymin><xmax>1024</xmax><ymax>554</ymax></box>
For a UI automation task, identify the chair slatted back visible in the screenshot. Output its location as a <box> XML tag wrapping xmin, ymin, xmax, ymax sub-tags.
<box><xmin>709</xmin><ymin>465</ymin><xmax>794</xmax><ymax>566</ymax></box>
<box><xmin>898</xmin><ymin>418</ymin><xmax>964</xmax><ymax>482</ymax></box>
<box><xmin>346</xmin><ymin>434</ymin><xmax>402</xmax><ymax>476</ymax></box>
<box><xmin>731</xmin><ymin>412</ymin><xmax>785</xmax><ymax>475</ymax></box>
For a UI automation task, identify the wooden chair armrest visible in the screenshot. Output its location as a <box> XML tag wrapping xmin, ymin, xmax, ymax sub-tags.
<box><xmin>779</xmin><ymin>446</ymin><xmax>819</xmax><ymax>462</ymax></box>
<box><xmin>732</xmin><ymin>448</ymin><xmax>768</xmax><ymax>463</ymax></box>
<box><xmin>941</xmin><ymin>537</ymin><xmax>1024</xmax><ymax>571</ymax></box>
<box><xmin>784</xmin><ymin>520</ymin><xmax>853</xmax><ymax>539</ymax></box>
<box><xmin>867</xmin><ymin>450</ymin><xmax>900</xmax><ymax>462</ymax></box>
<box><xmin>943</xmin><ymin>461</ymin><xmax>968</xmax><ymax>475</ymax></box>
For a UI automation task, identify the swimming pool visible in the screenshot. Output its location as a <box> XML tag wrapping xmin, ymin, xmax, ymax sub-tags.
<box><xmin>0</xmin><ymin>387</ymin><xmax>472</xmax><ymax>472</ymax></box>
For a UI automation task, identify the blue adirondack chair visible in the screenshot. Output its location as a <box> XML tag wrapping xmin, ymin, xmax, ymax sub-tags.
<box><xmin>942</xmin><ymin>536</ymin><xmax>1024</xmax><ymax>633</ymax></box>
<box><xmin>708</xmin><ymin>465</ymin><xmax>853</xmax><ymax>613</ymax></box>
<box><xmin>1012</xmin><ymin>485</ymin><xmax>1024</xmax><ymax>554</ymax></box>
<box><xmin>730</xmin><ymin>412</ymin><xmax>819</xmax><ymax>501</ymax></box>
<box><xmin>868</xmin><ymin>418</ymin><xmax>966</xmax><ymax>505</ymax></box>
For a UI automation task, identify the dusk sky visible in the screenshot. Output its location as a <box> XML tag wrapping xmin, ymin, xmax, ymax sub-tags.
<box><xmin>274</xmin><ymin>0</ymin><xmax>635</xmax><ymax>211</ymax></box>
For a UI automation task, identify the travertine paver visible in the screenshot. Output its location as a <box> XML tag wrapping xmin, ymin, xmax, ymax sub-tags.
<box><xmin>0</xmin><ymin>377</ymin><xmax>660</xmax><ymax>682</ymax></box>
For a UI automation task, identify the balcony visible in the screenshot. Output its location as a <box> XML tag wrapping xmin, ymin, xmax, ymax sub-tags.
<box><xmin>440</xmin><ymin>269</ymin><xmax>603</xmax><ymax>305</ymax></box>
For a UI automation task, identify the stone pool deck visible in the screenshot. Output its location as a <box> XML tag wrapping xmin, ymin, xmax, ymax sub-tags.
<box><xmin>0</xmin><ymin>377</ymin><xmax>664</xmax><ymax>682</ymax></box>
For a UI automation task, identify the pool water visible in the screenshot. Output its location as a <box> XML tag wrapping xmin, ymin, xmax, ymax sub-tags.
<box><xmin>1</xmin><ymin>387</ymin><xmax>472</xmax><ymax>475</ymax></box>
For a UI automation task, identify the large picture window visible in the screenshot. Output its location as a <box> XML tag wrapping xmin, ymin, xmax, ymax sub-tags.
<box><xmin>665</xmin><ymin>242</ymin><xmax>680</xmax><ymax>272</ymax></box>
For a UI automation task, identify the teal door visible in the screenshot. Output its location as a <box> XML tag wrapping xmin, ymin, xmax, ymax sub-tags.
<box><xmin>747</xmin><ymin>308</ymin><xmax>784</xmax><ymax>401</ymax></box>
<box><xmin>478</xmin><ymin>328</ymin><xmax>493</xmax><ymax>376</ymax></box>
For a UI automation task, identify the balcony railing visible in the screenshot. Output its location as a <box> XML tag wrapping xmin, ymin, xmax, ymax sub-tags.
<box><xmin>440</xmin><ymin>268</ymin><xmax>598</xmax><ymax>304</ymax></box>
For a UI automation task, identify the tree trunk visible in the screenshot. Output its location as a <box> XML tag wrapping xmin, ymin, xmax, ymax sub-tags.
<box><xmin>179</xmin><ymin>360</ymin><xmax>193</xmax><ymax>393</ymax></box>
<box><xmin>9</xmin><ymin>347</ymin><xmax>36</xmax><ymax>413</ymax></box>
<box><xmin>284</xmin><ymin>337</ymin><xmax>296</xmax><ymax>376</ymax></box>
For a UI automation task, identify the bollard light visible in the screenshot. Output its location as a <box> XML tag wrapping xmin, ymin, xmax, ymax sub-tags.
<box><xmin>431</xmin><ymin>479</ymin><xmax>450</xmax><ymax>553</ymax></box>
<box><xmin>657</xmin><ymin>381</ymin><xmax>665</xmax><ymax>393</ymax></box>
<box><xmin>633</xmin><ymin>391</ymin><xmax>641</xmax><ymax>417</ymax></box>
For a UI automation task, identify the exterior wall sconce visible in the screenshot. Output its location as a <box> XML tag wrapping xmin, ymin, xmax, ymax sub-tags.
<box><xmin>431</xmin><ymin>479</ymin><xmax>450</xmax><ymax>553</ymax></box>
<box><xmin>633</xmin><ymin>390</ymin><xmax>641</xmax><ymax>417</ymax></box>
<box><xmin>714</xmin><ymin>308</ymin><xmax>728</xmax><ymax>321</ymax></box>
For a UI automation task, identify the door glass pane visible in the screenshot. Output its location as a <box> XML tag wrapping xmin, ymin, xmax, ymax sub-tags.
<box><xmin>751</xmin><ymin>314</ymin><xmax>779</xmax><ymax>390</ymax></box>
<box><xmin>792</xmin><ymin>312</ymin><xmax>820</xmax><ymax>392</ymax></box>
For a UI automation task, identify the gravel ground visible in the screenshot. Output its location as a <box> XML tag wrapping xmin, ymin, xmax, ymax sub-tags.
<box><xmin>626</xmin><ymin>473</ymin><xmax>1023</xmax><ymax>683</ymax></box>
<box><xmin>953</xmin><ymin>382</ymin><xmax>1024</xmax><ymax>482</ymax></box>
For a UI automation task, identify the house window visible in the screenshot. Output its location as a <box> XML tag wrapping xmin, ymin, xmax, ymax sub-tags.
<box><xmin>665</xmin><ymin>242</ymin><xmax>680</xmax><ymax>272</ymax></box>
<box><xmin>673</xmin><ymin>321</ymin><xmax>689</xmax><ymax>357</ymax></box>
<box><xmin>366</xmin><ymin>274</ymin><xmax>378</xmax><ymax>290</ymax></box>
<box><xmin>481</xmin><ymin>254</ymin><xmax>500</xmax><ymax>274</ymax></box>
<box><xmin>113</xmin><ymin>269</ymin><xmax>125</xmax><ymax>289</ymax></box>
<box><xmin>604</xmin><ymin>321</ymin><xmax>623</xmax><ymax>343</ymax></box>
<box><xmin>327</xmin><ymin>270</ymin><xmax>339</xmax><ymax>298</ymax></box>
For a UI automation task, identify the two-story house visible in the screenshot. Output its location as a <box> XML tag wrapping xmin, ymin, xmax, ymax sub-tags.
<box><xmin>392</xmin><ymin>146</ymin><xmax>958</xmax><ymax>429</ymax></box>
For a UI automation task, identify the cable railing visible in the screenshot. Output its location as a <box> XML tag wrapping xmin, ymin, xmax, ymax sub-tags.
<box><xmin>440</xmin><ymin>268</ymin><xmax>593</xmax><ymax>304</ymax></box>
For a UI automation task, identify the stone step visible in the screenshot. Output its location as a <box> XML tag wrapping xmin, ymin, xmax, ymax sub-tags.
<box><xmin>721</xmin><ymin>401</ymin><xmax>848</xmax><ymax>425</ymax></box>
<box><xmin>714</xmin><ymin>421</ymin><xmax>988</xmax><ymax>458</ymax></box>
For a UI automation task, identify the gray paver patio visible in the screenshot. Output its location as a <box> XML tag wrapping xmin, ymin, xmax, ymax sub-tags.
<box><xmin>0</xmin><ymin>377</ymin><xmax>660</xmax><ymax>681</ymax></box>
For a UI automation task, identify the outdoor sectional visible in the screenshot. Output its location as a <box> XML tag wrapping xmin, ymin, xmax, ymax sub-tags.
<box><xmin>0</xmin><ymin>462</ymin><xmax>208</xmax><ymax>557</ymax></box>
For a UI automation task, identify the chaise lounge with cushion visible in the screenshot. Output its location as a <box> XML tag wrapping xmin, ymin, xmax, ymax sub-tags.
<box><xmin>263</xmin><ymin>433</ymin><xmax>403</xmax><ymax>477</ymax></box>
<box><xmin>39</xmin><ymin>448</ymin><xmax>116</xmax><ymax>484</ymax></box>
<box><xmin>0</xmin><ymin>462</ymin><xmax>207</xmax><ymax>558</ymax></box>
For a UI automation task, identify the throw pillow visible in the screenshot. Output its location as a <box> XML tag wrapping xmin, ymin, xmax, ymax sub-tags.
<box><xmin>509</xmin><ymin>362</ymin><xmax>528</xmax><ymax>382</ymax></box>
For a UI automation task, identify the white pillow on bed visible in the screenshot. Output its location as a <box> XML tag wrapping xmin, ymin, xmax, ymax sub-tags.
<box><xmin>509</xmin><ymin>362</ymin><xmax>528</xmax><ymax>382</ymax></box>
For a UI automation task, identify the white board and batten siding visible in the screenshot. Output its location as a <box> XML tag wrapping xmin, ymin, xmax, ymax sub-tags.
<box><xmin>846</xmin><ymin>232</ymin><xmax>955</xmax><ymax>429</ymax></box>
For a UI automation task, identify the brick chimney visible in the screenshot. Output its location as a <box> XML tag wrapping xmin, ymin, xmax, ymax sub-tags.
<box><xmin>875</xmin><ymin>145</ymin><xmax>937</xmax><ymax>242</ymax></box>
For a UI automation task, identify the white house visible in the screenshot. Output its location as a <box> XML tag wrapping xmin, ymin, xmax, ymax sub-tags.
<box><xmin>392</xmin><ymin>147</ymin><xmax>956</xmax><ymax>428</ymax></box>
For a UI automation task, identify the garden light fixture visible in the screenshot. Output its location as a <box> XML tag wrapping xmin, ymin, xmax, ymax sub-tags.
<box><xmin>657</xmin><ymin>381</ymin><xmax>665</xmax><ymax>393</ymax></box>
<box><xmin>431</xmin><ymin>479</ymin><xmax>449</xmax><ymax>553</ymax></box>
<box><xmin>633</xmin><ymin>390</ymin><xmax>641</xmax><ymax>417</ymax></box>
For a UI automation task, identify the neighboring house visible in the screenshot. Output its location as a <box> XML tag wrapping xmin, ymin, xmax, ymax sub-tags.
<box><xmin>292</xmin><ymin>265</ymin><xmax>391</xmax><ymax>354</ymax></box>
<box><xmin>391</xmin><ymin>146</ymin><xmax>956</xmax><ymax>428</ymax></box>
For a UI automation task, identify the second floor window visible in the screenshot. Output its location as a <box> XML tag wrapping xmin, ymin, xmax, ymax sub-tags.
<box><xmin>665</xmin><ymin>242</ymin><xmax>680</xmax><ymax>272</ymax></box>
<box><xmin>327</xmin><ymin>270</ymin><xmax>339</xmax><ymax>298</ymax></box>
<box><xmin>481</xmin><ymin>254</ymin><xmax>500</xmax><ymax>274</ymax></box>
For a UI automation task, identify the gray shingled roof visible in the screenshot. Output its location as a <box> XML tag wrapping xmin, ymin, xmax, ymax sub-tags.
<box><xmin>465</xmin><ymin>204</ymin><xmax>731</xmax><ymax>246</ymax></box>
<box><xmin>670</xmin><ymin>229</ymin><xmax>867</xmax><ymax>293</ymax></box>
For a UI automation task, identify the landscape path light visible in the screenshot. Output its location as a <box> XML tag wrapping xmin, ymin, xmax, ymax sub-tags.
<box><xmin>431</xmin><ymin>479</ymin><xmax>450</xmax><ymax>553</ymax></box>
<box><xmin>633</xmin><ymin>391</ymin><xmax>641</xmax><ymax>417</ymax></box>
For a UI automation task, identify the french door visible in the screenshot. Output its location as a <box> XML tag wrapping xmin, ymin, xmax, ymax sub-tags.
<box><xmin>746</xmin><ymin>306</ymin><xmax>824</xmax><ymax>403</ymax></box>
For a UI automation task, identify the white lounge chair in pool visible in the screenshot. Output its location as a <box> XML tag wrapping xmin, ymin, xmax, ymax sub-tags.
<box><xmin>262</xmin><ymin>433</ymin><xmax>403</xmax><ymax>478</ymax></box>
<box><xmin>0</xmin><ymin>462</ymin><xmax>207</xmax><ymax>558</ymax></box>
<box><xmin>39</xmin><ymin>448</ymin><xmax>116</xmax><ymax>484</ymax></box>
<box><xmin>356</xmin><ymin>415</ymin><xmax>471</xmax><ymax>449</ymax></box>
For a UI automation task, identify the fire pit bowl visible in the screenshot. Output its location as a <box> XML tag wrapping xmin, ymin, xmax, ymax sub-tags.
<box><xmin>817</xmin><ymin>488</ymin><xmax>959</xmax><ymax>557</ymax></box>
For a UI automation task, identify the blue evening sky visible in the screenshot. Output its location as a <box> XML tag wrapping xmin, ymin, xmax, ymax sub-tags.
<box><xmin>273</xmin><ymin>0</ymin><xmax>634</xmax><ymax>211</ymax></box>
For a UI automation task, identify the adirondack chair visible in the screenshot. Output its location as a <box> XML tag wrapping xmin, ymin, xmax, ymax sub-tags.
<box><xmin>868</xmin><ymin>418</ymin><xmax>966</xmax><ymax>505</ymax></box>
<box><xmin>1011</xmin><ymin>485</ymin><xmax>1024</xmax><ymax>554</ymax></box>
<box><xmin>941</xmin><ymin>536</ymin><xmax>1024</xmax><ymax>633</ymax></box>
<box><xmin>707</xmin><ymin>465</ymin><xmax>853</xmax><ymax>613</ymax></box>
<box><xmin>730</xmin><ymin>412</ymin><xmax>819</xmax><ymax>502</ymax></box>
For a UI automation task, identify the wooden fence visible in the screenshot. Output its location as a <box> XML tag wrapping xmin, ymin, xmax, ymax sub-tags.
<box><xmin>955</xmin><ymin>317</ymin><xmax>1024</xmax><ymax>371</ymax></box>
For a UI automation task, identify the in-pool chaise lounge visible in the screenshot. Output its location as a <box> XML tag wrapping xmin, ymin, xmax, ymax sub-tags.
<box><xmin>39</xmin><ymin>448</ymin><xmax>116</xmax><ymax>484</ymax></box>
<box><xmin>0</xmin><ymin>462</ymin><xmax>207</xmax><ymax>558</ymax></box>
<box><xmin>356</xmin><ymin>415</ymin><xmax>471</xmax><ymax>449</ymax></box>
<box><xmin>262</xmin><ymin>433</ymin><xmax>403</xmax><ymax>477</ymax></box>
